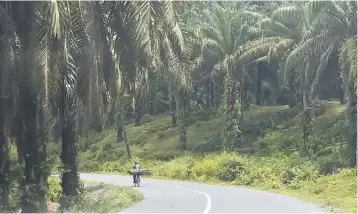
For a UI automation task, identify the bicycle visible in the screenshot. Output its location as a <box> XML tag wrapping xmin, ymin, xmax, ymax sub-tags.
<box><xmin>134</xmin><ymin>174</ymin><xmax>141</xmax><ymax>187</ymax></box>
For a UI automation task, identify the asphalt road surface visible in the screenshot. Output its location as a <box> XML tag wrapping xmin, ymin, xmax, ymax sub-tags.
<box><xmin>80</xmin><ymin>173</ymin><xmax>326</xmax><ymax>213</ymax></box>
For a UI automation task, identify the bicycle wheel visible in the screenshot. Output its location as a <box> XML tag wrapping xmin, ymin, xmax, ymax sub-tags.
<box><xmin>137</xmin><ymin>176</ymin><xmax>141</xmax><ymax>187</ymax></box>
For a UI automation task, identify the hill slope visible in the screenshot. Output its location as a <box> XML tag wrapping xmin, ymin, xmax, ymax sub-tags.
<box><xmin>78</xmin><ymin>101</ymin><xmax>347</xmax><ymax>168</ymax></box>
<box><xmin>49</xmin><ymin>101</ymin><xmax>356</xmax><ymax>212</ymax></box>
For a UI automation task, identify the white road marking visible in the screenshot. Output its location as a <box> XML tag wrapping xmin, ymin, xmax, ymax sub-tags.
<box><xmin>145</xmin><ymin>181</ymin><xmax>212</xmax><ymax>214</ymax></box>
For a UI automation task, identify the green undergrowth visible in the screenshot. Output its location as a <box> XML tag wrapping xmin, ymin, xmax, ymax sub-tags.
<box><xmin>98</xmin><ymin>152</ymin><xmax>357</xmax><ymax>213</ymax></box>
<box><xmin>47</xmin><ymin>177</ymin><xmax>143</xmax><ymax>213</ymax></box>
<box><xmin>72</xmin><ymin>100</ymin><xmax>355</xmax><ymax>212</ymax></box>
<box><xmin>78</xmin><ymin>101</ymin><xmax>347</xmax><ymax>174</ymax></box>
<box><xmin>278</xmin><ymin>168</ymin><xmax>357</xmax><ymax>213</ymax></box>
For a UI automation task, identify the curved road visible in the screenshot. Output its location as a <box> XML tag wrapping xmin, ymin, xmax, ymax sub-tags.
<box><xmin>80</xmin><ymin>173</ymin><xmax>326</xmax><ymax>213</ymax></box>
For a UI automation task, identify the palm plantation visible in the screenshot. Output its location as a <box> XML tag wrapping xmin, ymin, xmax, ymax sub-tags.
<box><xmin>0</xmin><ymin>0</ymin><xmax>356</xmax><ymax>213</ymax></box>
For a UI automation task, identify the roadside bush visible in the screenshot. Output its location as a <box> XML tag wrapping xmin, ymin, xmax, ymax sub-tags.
<box><xmin>153</xmin><ymin>156</ymin><xmax>195</xmax><ymax>180</ymax></box>
<box><xmin>191</xmin><ymin>152</ymin><xmax>244</xmax><ymax>182</ymax></box>
<box><xmin>149</xmin><ymin>152</ymin><xmax>321</xmax><ymax>189</ymax></box>
<box><xmin>102</xmin><ymin>161</ymin><xmax>131</xmax><ymax>173</ymax></box>
<box><xmin>47</xmin><ymin>177</ymin><xmax>62</xmax><ymax>202</ymax></box>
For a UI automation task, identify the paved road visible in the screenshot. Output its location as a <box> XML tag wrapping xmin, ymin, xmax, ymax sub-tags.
<box><xmin>80</xmin><ymin>173</ymin><xmax>326</xmax><ymax>213</ymax></box>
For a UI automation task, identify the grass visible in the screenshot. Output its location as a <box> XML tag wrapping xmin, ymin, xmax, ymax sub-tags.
<box><xmin>278</xmin><ymin>168</ymin><xmax>357</xmax><ymax>213</ymax></box>
<box><xmin>95</xmin><ymin>152</ymin><xmax>357</xmax><ymax>213</ymax></box>
<box><xmin>73</xmin><ymin>100</ymin><xmax>356</xmax><ymax>213</ymax></box>
<box><xmin>68</xmin><ymin>183</ymin><xmax>144</xmax><ymax>213</ymax></box>
<box><xmin>47</xmin><ymin>178</ymin><xmax>144</xmax><ymax>213</ymax></box>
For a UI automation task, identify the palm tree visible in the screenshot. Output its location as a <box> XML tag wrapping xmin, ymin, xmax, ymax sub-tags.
<box><xmin>191</xmin><ymin>2</ymin><xmax>263</xmax><ymax>149</ymax></box>
<box><xmin>237</xmin><ymin>3</ymin><xmax>307</xmax><ymax>107</ymax></box>
<box><xmin>126</xmin><ymin>1</ymin><xmax>192</xmax><ymax>149</ymax></box>
<box><xmin>41</xmin><ymin>0</ymin><xmax>90</xmax><ymax>206</ymax></box>
<box><xmin>0</xmin><ymin>2</ymin><xmax>14</xmax><ymax>210</ymax></box>
<box><xmin>1</xmin><ymin>1</ymin><xmax>50</xmax><ymax>212</ymax></box>
<box><xmin>304</xmin><ymin>0</ymin><xmax>356</xmax><ymax>166</ymax></box>
<box><xmin>340</xmin><ymin>36</ymin><xmax>357</xmax><ymax>167</ymax></box>
<box><xmin>282</xmin><ymin>0</ymin><xmax>357</xmax><ymax>158</ymax></box>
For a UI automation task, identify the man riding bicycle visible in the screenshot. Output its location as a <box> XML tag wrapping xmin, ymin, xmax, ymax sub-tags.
<box><xmin>133</xmin><ymin>162</ymin><xmax>141</xmax><ymax>183</ymax></box>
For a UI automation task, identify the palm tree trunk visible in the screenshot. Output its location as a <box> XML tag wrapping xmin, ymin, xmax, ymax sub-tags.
<box><xmin>170</xmin><ymin>95</ymin><xmax>177</xmax><ymax>127</ymax></box>
<box><xmin>36</xmin><ymin>93</ymin><xmax>47</xmax><ymax>212</ymax></box>
<box><xmin>19</xmin><ymin>89</ymin><xmax>44</xmax><ymax>213</ymax></box>
<box><xmin>60</xmin><ymin>116</ymin><xmax>78</xmax><ymax>199</ymax></box>
<box><xmin>177</xmin><ymin>91</ymin><xmax>187</xmax><ymax>150</ymax></box>
<box><xmin>16</xmin><ymin>2</ymin><xmax>46</xmax><ymax>212</ymax></box>
<box><xmin>0</xmin><ymin>126</ymin><xmax>9</xmax><ymax>212</ymax></box>
<box><xmin>223</xmin><ymin>74</ymin><xmax>242</xmax><ymax>149</ymax></box>
<box><xmin>256</xmin><ymin>65</ymin><xmax>262</xmax><ymax>105</ymax></box>
<box><xmin>134</xmin><ymin>93</ymin><xmax>141</xmax><ymax>126</ymax></box>
<box><xmin>116</xmin><ymin>119</ymin><xmax>124</xmax><ymax>143</ymax></box>
<box><xmin>90</xmin><ymin>60</ymin><xmax>102</xmax><ymax>132</ymax></box>
<box><xmin>210</xmin><ymin>82</ymin><xmax>214</xmax><ymax>107</ymax></box>
<box><xmin>59</xmin><ymin>47</ymin><xmax>79</xmax><ymax>208</ymax></box>
<box><xmin>119</xmin><ymin>104</ymin><xmax>131</xmax><ymax>159</ymax></box>
<box><xmin>60</xmin><ymin>106</ymin><xmax>79</xmax><ymax>208</ymax></box>
<box><xmin>88</xmin><ymin>6</ymin><xmax>103</xmax><ymax>133</ymax></box>
<box><xmin>0</xmin><ymin>14</ymin><xmax>10</xmax><ymax>210</ymax></box>
<box><xmin>116</xmin><ymin>100</ymin><xmax>124</xmax><ymax>143</ymax></box>
<box><xmin>301</xmin><ymin>63</ymin><xmax>314</xmax><ymax>157</ymax></box>
<box><xmin>205</xmin><ymin>80</ymin><xmax>210</xmax><ymax>108</ymax></box>
<box><xmin>338</xmin><ymin>74</ymin><xmax>345</xmax><ymax>104</ymax></box>
<box><xmin>288</xmin><ymin>72</ymin><xmax>298</xmax><ymax>108</ymax></box>
<box><xmin>346</xmin><ymin>80</ymin><xmax>356</xmax><ymax>167</ymax></box>
<box><xmin>302</xmin><ymin>101</ymin><xmax>314</xmax><ymax>157</ymax></box>
<box><xmin>214</xmin><ymin>83</ymin><xmax>220</xmax><ymax>108</ymax></box>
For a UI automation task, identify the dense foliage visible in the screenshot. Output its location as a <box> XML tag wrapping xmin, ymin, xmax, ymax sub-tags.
<box><xmin>0</xmin><ymin>0</ymin><xmax>356</xmax><ymax>212</ymax></box>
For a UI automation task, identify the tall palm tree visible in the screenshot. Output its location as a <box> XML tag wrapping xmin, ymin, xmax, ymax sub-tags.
<box><xmin>191</xmin><ymin>2</ymin><xmax>262</xmax><ymax>149</ymax></box>
<box><xmin>0</xmin><ymin>2</ymin><xmax>15</xmax><ymax>210</ymax></box>
<box><xmin>237</xmin><ymin>3</ymin><xmax>307</xmax><ymax>107</ymax></box>
<box><xmin>42</xmin><ymin>0</ymin><xmax>90</xmax><ymax>206</ymax></box>
<box><xmin>283</xmin><ymin>0</ymin><xmax>357</xmax><ymax>158</ymax></box>
<box><xmin>2</xmin><ymin>1</ymin><xmax>49</xmax><ymax>212</ymax></box>
<box><xmin>126</xmin><ymin>1</ymin><xmax>192</xmax><ymax>149</ymax></box>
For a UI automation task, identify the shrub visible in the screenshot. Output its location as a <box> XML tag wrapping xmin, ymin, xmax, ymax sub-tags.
<box><xmin>153</xmin><ymin>156</ymin><xmax>195</xmax><ymax>180</ymax></box>
<box><xmin>47</xmin><ymin>177</ymin><xmax>62</xmax><ymax>202</ymax></box>
<box><xmin>191</xmin><ymin>152</ymin><xmax>244</xmax><ymax>182</ymax></box>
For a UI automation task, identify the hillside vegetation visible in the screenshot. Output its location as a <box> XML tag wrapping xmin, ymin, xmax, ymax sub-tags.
<box><xmin>1</xmin><ymin>1</ymin><xmax>356</xmax><ymax>213</ymax></box>
<box><xmin>66</xmin><ymin>101</ymin><xmax>357</xmax><ymax>213</ymax></box>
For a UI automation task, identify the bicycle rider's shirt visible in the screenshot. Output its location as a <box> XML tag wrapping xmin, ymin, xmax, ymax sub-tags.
<box><xmin>134</xmin><ymin>164</ymin><xmax>140</xmax><ymax>170</ymax></box>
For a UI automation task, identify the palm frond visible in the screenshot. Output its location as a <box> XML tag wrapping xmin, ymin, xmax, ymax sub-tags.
<box><xmin>271</xmin><ymin>6</ymin><xmax>304</xmax><ymax>27</ymax></box>
<box><xmin>235</xmin><ymin>36</ymin><xmax>284</xmax><ymax>66</ymax></box>
<box><xmin>43</xmin><ymin>0</ymin><xmax>68</xmax><ymax>39</ymax></box>
<box><xmin>339</xmin><ymin>36</ymin><xmax>357</xmax><ymax>89</ymax></box>
<box><xmin>237</xmin><ymin>10</ymin><xmax>264</xmax><ymax>25</ymax></box>
<box><xmin>200</xmin><ymin>27</ymin><xmax>222</xmax><ymax>45</ymax></box>
<box><xmin>258</xmin><ymin>18</ymin><xmax>294</xmax><ymax>37</ymax></box>
<box><xmin>309</xmin><ymin>42</ymin><xmax>335</xmax><ymax>99</ymax></box>
<box><xmin>201</xmin><ymin>38</ymin><xmax>225</xmax><ymax>60</ymax></box>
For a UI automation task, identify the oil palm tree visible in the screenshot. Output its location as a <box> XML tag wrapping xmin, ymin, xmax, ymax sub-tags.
<box><xmin>126</xmin><ymin>1</ymin><xmax>192</xmax><ymax>149</ymax></box>
<box><xmin>282</xmin><ymin>0</ymin><xmax>357</xmax><ymax>158</ymax></box>
<box><xmin>0</xmin><ymin>2</ymin><xmax>17</xmax><ymax>210</ymax></box>
<box><xmin>237</xmin><ymin>3</ymin><xmax>307</xmax><ymax>107</ymax></box>
<box><xmin>308</xmin><ymin>0</ymin><xmax>356</xmax><ymax>165</ymax></box>
<box><xmin>1</xmin><ymin>1</ymin><xmax>50</xmax><ymax>212</ymax></box>
<box><xmin>41</xmin><ymin>0</ymin><xmax>90</xmax><ymax>207</ymax></box>
<box><xmin>191</xmin><ymin>2</ymin><xmax>263</xmax><ymax>149</ymax></box>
